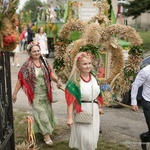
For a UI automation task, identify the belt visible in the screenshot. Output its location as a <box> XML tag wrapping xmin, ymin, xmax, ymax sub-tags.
<box><xmin>81</xmin><ymin>100</ymin><xmax>98</xmax><ymax>104</ymax></box>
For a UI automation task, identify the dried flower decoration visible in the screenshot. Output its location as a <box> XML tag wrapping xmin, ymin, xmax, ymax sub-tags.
<box><xmin>77</xmin><ymin>52</ymin><xmax>93</xmax><ymax>61</ymax></box>
<box><xmin>0</xmin><ymin>0</ymin><xmax>19</xmax><ymax>52</ymax></box>
<box><xmin>26</xmin><ymin>41</ymin><xmax>40</xmax><ymax>52</ymax></box>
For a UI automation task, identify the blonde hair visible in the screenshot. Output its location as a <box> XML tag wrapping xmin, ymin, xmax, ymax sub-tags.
<box><xmin>68</xmin><ymin>52</ymin><xmax>93</xmax><ymax>83</ymax></box>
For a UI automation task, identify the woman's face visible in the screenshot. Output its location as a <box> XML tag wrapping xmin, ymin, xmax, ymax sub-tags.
<box><xmin>39</xmin><ymin>28</ymin><xmax>44</xmax><ymax>33</ymax></box>
<box><xmin>30</xmin><ymin>45</ymin><xmax>41</xmax><ymax>59</ymax></box>
<box><xmin>78</xmin><ymin>57</ymin><xmax>92</xmax><ymax>74</ymax></box>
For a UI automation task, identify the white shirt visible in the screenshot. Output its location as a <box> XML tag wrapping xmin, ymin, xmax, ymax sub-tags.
<box><xmin>131</xmin><ymin>65</ymin><xmax>150</xmax><ymax>105</ymax></box>
<box><xmin>80</xmin><ymin>75</ymin><xmax>100</xmax><ymax>101</ymax></box>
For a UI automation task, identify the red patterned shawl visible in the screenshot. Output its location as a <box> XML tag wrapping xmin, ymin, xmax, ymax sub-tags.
<box><xmin>18</xmin><ymin>57</ymin><xmax>52</xmax><ymax>105</ymax></box>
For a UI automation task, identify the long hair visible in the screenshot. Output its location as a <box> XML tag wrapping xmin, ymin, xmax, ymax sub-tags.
<box><xmin>37</xmin><ymin>26</ymin><xmax>44</xmax><ymax>33</ymax></box>
<box><xmin>68</xmin><ymin>52</ymin><xmax>93</xmax><ymax>84</ymax></box>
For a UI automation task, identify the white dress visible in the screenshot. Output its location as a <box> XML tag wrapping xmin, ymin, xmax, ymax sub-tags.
<box><xmin>13</xmin><ymin>44</ymin><xmax>20</xmax><ymax>53</ymax></box>
<box><xmin>69</xmin><ymin>75</ymin><xmax>100</xmax><ymax>150</ymax></box>
<box><xmin>35</xmin><ymin>33</ymin><xmax>48</xmax><ymax>55</ymax></box>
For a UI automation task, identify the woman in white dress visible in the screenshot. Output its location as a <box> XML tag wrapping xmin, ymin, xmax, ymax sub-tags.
<box><xmin>65</xmin><ymin>52</ymin><xmax>104</xmax><ymax>150</ymax></box>
<box><xmin>35</xmin><ymin>27</ymin><xmax>48</xmax><ymax>56</ymax></box>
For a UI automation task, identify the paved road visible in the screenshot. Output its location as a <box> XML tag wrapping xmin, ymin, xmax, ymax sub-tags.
<box><xmin>11</xmin><ymin>52</ymin><xmax>148</xmax><ymax>150</ymax></box>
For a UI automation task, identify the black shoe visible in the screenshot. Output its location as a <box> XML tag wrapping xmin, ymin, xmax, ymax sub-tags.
<box><xmin>140</xmin><ymin>134</ymin><xmax>147</xmax><ymax>150</ymax></box>
<box><xmin>99</xmin><ymin>127</ymin><xmax>102</xmax><ymax>133</ymax></box>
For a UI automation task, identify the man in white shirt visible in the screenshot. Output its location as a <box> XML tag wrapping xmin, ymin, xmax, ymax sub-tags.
<box><xmin>131</xmin><ymin>65</ymin><xmax>150</xmax><ymax>150</ymax></box>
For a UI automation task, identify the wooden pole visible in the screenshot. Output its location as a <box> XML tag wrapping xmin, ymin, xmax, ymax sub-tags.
<box><xmin>59</xmin><ymin>87</ymin><xmax>65</xmax><ymax>92</ymax></box>
<box><xmin>114</xmin><ymin>100</ymin><xmax>132</xmax><ymax>110</ymax></box>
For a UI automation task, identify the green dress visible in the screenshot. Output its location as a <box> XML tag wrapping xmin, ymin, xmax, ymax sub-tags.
<box><xmin>32</xmin><ymin>67</ymin><xmax>57</xmax><ymax>135</ymax></box>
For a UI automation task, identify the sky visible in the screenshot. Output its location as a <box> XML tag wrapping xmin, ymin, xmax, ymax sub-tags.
<box><xmin>17</xmin><ymin>0</ymin><xmax>47</xmax><ymax>11</ymax></box>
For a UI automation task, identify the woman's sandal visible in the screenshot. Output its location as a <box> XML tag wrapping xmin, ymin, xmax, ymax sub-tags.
<box><xmin>44</xmin><ymin>139</ymin><xmax>53</xmax><ymax>146</ymax></box>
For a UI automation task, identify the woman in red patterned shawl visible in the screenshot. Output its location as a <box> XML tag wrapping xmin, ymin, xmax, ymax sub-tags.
<box><xmin>12</xmin><ymin>41</ymin><xmax>61</xmax><ymax>146</ymax></box>
<box><xmin>65</xmin><ymin>52</ymin><xmax>104</xmax><ymax>150</ymax></box>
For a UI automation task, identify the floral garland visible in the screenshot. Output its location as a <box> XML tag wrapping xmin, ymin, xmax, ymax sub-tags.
<box><xmin>123</xmin><ymin>46</ymin><xmax>143</xmax><ymax>83</ymax></box>
<box><xmin>79</xmin><ymin>44</ymin><xmax>101</xmax><ymax>59</ymax></box>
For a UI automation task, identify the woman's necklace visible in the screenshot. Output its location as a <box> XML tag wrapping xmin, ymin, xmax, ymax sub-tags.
<box><xmin>80</xmin><ymin>73</ymin><xmax>91</xmax><ymax>83</ymax></box>
<box><xmin>32</xmin><ymin>60</ymin><xmax>41</xmax><ymax>68</ymax></box>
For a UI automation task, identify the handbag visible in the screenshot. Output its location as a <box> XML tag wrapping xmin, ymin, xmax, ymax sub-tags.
<box><xmin>74</xmin><ymin>78</ymin><xmax>94</xmax><ymax>124</ymax></box>
<box><xmin>74</xmin><ymin>111</ymin><xmax>93</xmax><ymax>124</ymax></box>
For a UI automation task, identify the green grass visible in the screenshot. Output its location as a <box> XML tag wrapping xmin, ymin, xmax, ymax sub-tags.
<box><xmin>13</xmin><ymin>110</ymin><xmax>131</xmax><ymax>150</ymax></box>
<box><xmin>138</xmin><ymin>30</ymin><xmax>150</xmax><ymax>51</ymax></box>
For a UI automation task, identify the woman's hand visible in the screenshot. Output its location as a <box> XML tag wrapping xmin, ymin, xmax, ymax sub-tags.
<box><xmin>67</xmin><ymin>118</ymin><xmax>73</xmax><ymax>127</ymax></box>
<box><xmin>12</xmin><ymin>93</ymin><xmax>17</xmax><ymax>103</ymax></box>
<box><xmin>99</xmin><ymin>108</ymin><xmax>104</xmax><ymax>114</ymax></box>
<box><xmin>57</xmin><ymin>79</ymin><xmax>62</xmax><ymax>89</ymax></box>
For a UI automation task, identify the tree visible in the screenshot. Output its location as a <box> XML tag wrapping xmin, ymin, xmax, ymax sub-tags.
<box><xmin>123</xmin><ymin>0</ymin><xmax>150</xmax><ymax>19</ymax></box>
<box><xmin>20</xmin><ymin>0</ymin><xmax>44</xmax><ymax>23</ymax></box>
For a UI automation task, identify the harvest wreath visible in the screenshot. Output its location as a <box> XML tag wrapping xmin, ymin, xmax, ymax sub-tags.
<box><xmin>53</xmin><ymin>0</ymin><xmax>143</xmax><ymax>105</ymax></box>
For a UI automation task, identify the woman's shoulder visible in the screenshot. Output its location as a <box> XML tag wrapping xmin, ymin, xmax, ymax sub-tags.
<box><xmin>90</xmin><ymin>70</ymin><xmax>101</xmax><ymax>84</ymax></box>
<box><xmin>66</xmin><ymin>79</ymin><xmax>77</xmax><ymax>87</ymax></box>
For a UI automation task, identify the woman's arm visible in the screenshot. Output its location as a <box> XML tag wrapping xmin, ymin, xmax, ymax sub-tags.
<box><xmin>50</xmin><ymin>72</ymin><xmax>62</xmax><ymax>88</ymax></box>
<box><xmin>12</xmin><ymin>80</ymin><xmax>21</xmax><ymax>103</ymax></box>
<box><xmin>97</xmin><ymin>96</ymin><xmax>104</xmax><ymax>114</ymax></box>
<box><xmin>67</xmin><ymin>103</ymin><xmax>74</xmax><ymax>126</ymax></box>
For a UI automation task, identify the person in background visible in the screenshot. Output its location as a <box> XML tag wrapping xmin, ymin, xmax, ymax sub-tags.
<box><xmin>27</xmin><ymin>23</ymin><xmax>34</xmax><ymax>44</ymax></box>
<box><xmin>11</xmin><ymin>44</ymin><xmax>20</xmax><ymax>67</ymax></box>
<box><xmin>93</xmin><ymin>56</ymin><xmax>105</xmax><ymax>79</ymax></box>
<box><xmin>11</xmin><ymin>24</ymin><xmax>20</xmax><ymax>67</ymax></box>
<box><xmin>12</xmin><ymin>41</ymin><xmax>62</xmax><ymax>146</ymax></box>
<box><xmin>131</xmin><ymin>64</ymin><xmax>150</xmax><ymax>150</ymax></box>
<box><xmin>65</xmin><ymin>52</ymin><xmax>103</xmax><ymax>150</ymax></box>
<box><xmin>98</xmin><ymin>63</ymin><xmax>105</xmax><ymax>78</ymax></box>
<box><xmin>46</xmin><ymin>4</ymin><xmax>57</xmax><ymax>22</ymax></box>
<box><xmin>19</xmin><ymin>27</ymin><xmax>27</xmax><ymax>52</ymax></box>
<box><xmin>35</xmin><ymin>27</ymin><xmax>48</xmax><ymax>56</ymax></box>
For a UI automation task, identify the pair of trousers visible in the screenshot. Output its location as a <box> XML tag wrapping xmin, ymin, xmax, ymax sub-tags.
<box><xmin>141</xmin><ymin>96</ymin><xmax>150</xmax><ymax>142</ymax></box>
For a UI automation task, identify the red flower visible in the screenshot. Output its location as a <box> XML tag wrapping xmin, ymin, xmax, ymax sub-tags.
<box><xmin>57</xmin><ymin>42</ymin><xmax>62</xmax><ymax>46</ymax></box>
<box><xmin>3</xmin><ymin>35</ymin><xmax>16</xmax><ymax>46</ymax></box>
